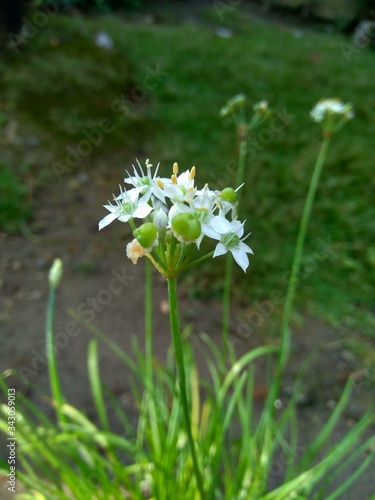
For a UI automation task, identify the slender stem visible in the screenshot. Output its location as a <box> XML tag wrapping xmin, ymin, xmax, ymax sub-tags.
<box><xmin>180</xmin><ymin>250</ymin><xmax>215</xmax><ymax>272</ymax></box>
<box><xmin>267</xmin><ymin>135</ymin><xmax>332</xmax><ymax>411</ymax></box>
<box><xmin>236</xmin><ymin>137</ymin><xmax>248</xmax><ymax>215</ymax></box>
<box><xmin>46</xmin><ymin>284</ymin><xmax>64</xmax><ymax>423</ymax></box>
<box><xmin>221</xmin><ymin>253</ymin><xmax>233</xmax><ymax>353</ymax></box>
<box><xmin>279</xmin><ymin>135</ymin><xmax>331</xmax><ymax>370</ymax></box>
<box><xmin>167</xmin><ymin>276</ymin><xmax>205</xmax><ymax>498</ymax></box>
<box><xmin>145</xmin><ymin>258</ymin><xmax>153</xmax><ymax>383</ymax></box>
<box><xmin>222</xmin><ymin>137</ymin><xmax>248</xmax><ymax>353</ymax></box>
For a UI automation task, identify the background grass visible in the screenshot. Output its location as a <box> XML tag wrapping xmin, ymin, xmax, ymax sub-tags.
<box><xmin>1</xmin><ymin>4</ymin><xmax>374</xmax><ymax>350</ymax></box>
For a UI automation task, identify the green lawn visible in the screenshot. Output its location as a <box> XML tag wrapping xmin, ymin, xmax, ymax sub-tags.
<box><xmin>1</xmin><ymin>4</ymin><xmax>374</xmax><ymax>349</ymax></box>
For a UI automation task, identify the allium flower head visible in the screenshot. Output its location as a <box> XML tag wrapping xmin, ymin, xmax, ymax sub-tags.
<box><xmin>220</xmin><ymin>94</ymin><xmax>246</xmax><ymax>118</ymax></box>
<box><xmin>99</xmin><ymin>160</ymin><xmax>253</xmax><ymax>276</ymax></box>
<box><xmin>310</xmin><ymin>99</ymin><xmax>354</xmax><ymax>134</ymax></box>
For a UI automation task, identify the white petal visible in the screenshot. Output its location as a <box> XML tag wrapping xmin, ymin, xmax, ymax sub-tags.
<box><xmin>213</xmin><ymin>242</ymin><xmax>228</xmax><ymax>258</ymax></box>
<box><xmin>98</xmin><ymin>212</ymin><xmax>118</xmax><ymax>230</ymax></box>
<box><xmin>133</xmin><ymin>204</ymin><xmax>153</xmax><ymax>219</ymax></box>
<box><xmin>118</xmin><ymin>214</ymin><xmax>131</xmax><ymax>223</ymax></box>
<box><xmin>202</xmin><ymin>223</ymin><xmax>221</xmax><ymax>240</ymax></box>
<box><xmin>127</xmin><ymin>187</ymin><xmax>143</xmax><ymax>201</ymax></box>
<box><xmin>239</xmin><ymin>241</ymin><xmax>254</xmax><ymax>255</ymax></box>
<box><xmin>231</xmin><ymin>219</ymin><xmax>244</xmax><ymax>237</ymax></box>
<box><xmin>210</xmin><ymin>216</ymin><xmax>232</xmax><ymax>234</ymax></box>
<box><xmin>231</xmin><ymin>247</ymin><xmax>249</xmax><ymax>272</ymax></box>
<box><xmin>195</xmin><ymin>233</ymin><xmax>204</xmax><ymax>249</ymax></box>
<box><xmin>103</xmin><ymin>204</ymin><xmax>117</xmax><ymax>212</ymax></box>
<box><xmin>177</xmin><ymin>171</ymin><xmax>190</xmax><ymax>187</ymax></box>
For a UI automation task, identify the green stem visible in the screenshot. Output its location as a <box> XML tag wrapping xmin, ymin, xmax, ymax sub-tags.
<box><xmin>221</xmin><ymin>253</ymin><xmax>233</xmax><ymax>354</ymax></box>
<box><xmin>167</xmin><ymin>276</ymin><xmax>205</xmax><ymax>498</ymax></box>
<box><xmin>46</xmin><ymin>284</ymin><xmax>65</xmax><ymax>424</ymax></box>
<box><xmin>236</xmin><ymin>137</ymin><xmax>248</xmax><ymax>213</ymax></box>
<box><xmin>180</xmin><ymin>250</ymin><xmax>214</xmax><ymax>272</ymax></box>
<box><xmin>268</xmin><ymin>135</ymin><xmax>332</xmax><ymax>410</ymax></box>
<box><xmin>222</xmin><ymin>137</ymin><xmax>248</xmax><ymax>353</ymax></box>
<box><xmin>279</xmin><ymin>135</ymin><xmax>331</xmax><ymax>369</ymax></box>
<box><xmin>145</xmin><ymin>258</ymin><xmax>153</xmax><ymax>383</ymax></box>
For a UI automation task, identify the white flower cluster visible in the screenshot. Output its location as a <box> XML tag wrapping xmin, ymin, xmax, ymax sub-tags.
<box><xmin>99</xmin><ymin>160</ymin><xmax>253</xmax><ymax>273</ymax></box>
<box><xmin>310</xmin><ymin>98</ymin><xmax>354</xmax><ymax>123</ymax></box>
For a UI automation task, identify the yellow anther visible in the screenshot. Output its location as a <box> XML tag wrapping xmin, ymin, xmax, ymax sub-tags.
<box><xmin>171</xmin><ymin>174</ymin><xmax>178</xmax><ymax>185</ymax></box>
<box><xmin>173</xmin><ymin>162</ymin><xmax>179</xmax><ymax>175</ymax></box>
<box><xmin>189</xmin><ymin>166</ymin><xmax>196</xmax><ymax>179</ymax></box>
<box><xmin>156</xmin><ymin>179</ymin><xmax>164</xmax><ymax>188</ymax></box>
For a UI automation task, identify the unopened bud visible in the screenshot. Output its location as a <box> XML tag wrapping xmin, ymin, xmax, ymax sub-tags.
<box><xmin>133</xmin><ymin>223</ymin><xmax>158</xmax><ymax>249</ymax></box>
<box><xmin>48</xmin><ymin>259</ymin><xmax>63</xmax><ymax>287</ymax></box>
<box><xmin>221</xmin><ymin>187</ymin><xmax>238</xmax><ymax>204</ymax></box>
<box><xmin>172</xmin><ymin>213</ymin><xmax>201</xmax><ymax>243</ymax></box>
<box><xmin>153</xmin><ymin>209</ymin><xmax>168</xmax><ymax>234</ymax></box>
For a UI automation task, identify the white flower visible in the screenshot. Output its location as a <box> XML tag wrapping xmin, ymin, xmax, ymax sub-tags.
<box><xmin>310</xmin><ymin>99</ymin><xmax>354</xmax><ymax>123</ymax></box>
<box><xmin>193</xmin><ymin>186</ymin><xmax>221</xmax><ymax>247</ymax></box>
<box><xmin>99</xmin><ymin>186</ymin><xmax>153</xmax><ymax>230</ymax></box>
<box><xmin>211</xmin><ymin>218</ymin><xmax>253</xmax><ymax>272</ymax></box>
<box><xmin>193</xmin><ymin>184</ymin><xmax>218</xmax><ymax>211</ymax></box>
<box><xmin>163</xmin><ymin>166</ymin><xmax>197</xmax><ymax>207</ymax></box>
<box><xmin>124</xmin><ymin>159</ymin><xmax>169</xmax><ymax>204</ymax></box>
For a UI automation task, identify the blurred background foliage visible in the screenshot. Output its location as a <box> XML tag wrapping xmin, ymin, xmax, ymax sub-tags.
<box><xmin>0</xmin><ymin>1</ymin><xmax>374</xmax><ymax>349</ymax></box>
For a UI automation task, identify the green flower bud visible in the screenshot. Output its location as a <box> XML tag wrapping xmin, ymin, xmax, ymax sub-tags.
<box><xmin>133</xmin><ymin>223</ymin><xmax>158</xmax><ymax>249</ymax></box>
<box><xmin>221</xmin><ymin>187</ymin><xmax>238</xmax><ymax>204</ymax></box>
<box><xmin>172</xmin><ymin>213</ymin><xmax>201</xmax><ymax>242</ymax></box>
<box><xmin>49</xmin><ymin>258</ymin><xmax>63</xmax><ymax>287</ymax></box>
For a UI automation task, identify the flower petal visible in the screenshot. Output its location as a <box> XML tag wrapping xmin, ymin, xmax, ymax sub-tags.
<box><xmin>210</xmin><ymin>216</ymin><xmax>232</xmax><ymax>234</ymax></box>
<box><xmin>239</xmin><ymin>241</ymin><xmax>254</xmax><ymax>255</ymax></box>
<box><xmin>133</xmin><ymin>204</ymin><xmax>153</xmax><ymax>219</ymax></box>
<box><xmin>231</xmin><ymin>247</ymin><xmax>249</xmax><ymax>272</ymax></box>
<box><xmin>98</xmin><ymin>212</ymin><xmax>118</xmax><ymax>230</ymax></box>
<box><xmin>213</xmin><ymin>242</ymin><xmax>227</xmax><ymax>258</ymax></box>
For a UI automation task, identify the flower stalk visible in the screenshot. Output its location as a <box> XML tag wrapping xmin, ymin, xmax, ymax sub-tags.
<box><xmin>220</xmin><ymin>96</ymin><xmax>270</xmax><ymax>352</ymax></box>
<box><xmin>46</xmin><ymin>259</ymin><xmax>65</xmax><ymax>424</ymax></box>
<box><xmin>268</xmin><ymin>98</ymin><xmax>354</xmax><ymax>412</ymax></box>
<box><xmin>279</xmin><ymin>134</ymin><xmax>331</xmax><ymax>370</ymax></box>
<box><xmin>167</xmin><ymin>276</ymin><xmax>205</xmax><ymax>498</ymax></box>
